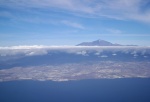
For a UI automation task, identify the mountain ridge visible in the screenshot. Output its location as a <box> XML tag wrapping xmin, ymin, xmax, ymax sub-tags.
<box><xmin>76</xmin><ymin>39</ymin><xmax>137</xmax><ymax>46</ymax></box>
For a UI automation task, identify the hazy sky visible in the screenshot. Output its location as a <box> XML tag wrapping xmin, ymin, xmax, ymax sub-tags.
<box><xmin>0</xmin><ymin>0</ymin><xmax>150</xmax><ymax>46</ymax></box>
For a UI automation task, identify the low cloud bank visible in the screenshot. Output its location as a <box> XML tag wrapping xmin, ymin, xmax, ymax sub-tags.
<box><xmin>0</xmin><ymin>46</ymin><xmax>150</xmax><ymax>56</ymax></box>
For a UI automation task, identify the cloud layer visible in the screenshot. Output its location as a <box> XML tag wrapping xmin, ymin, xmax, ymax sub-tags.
<box><xmin>0</xmin><ymin>46</ymin><xmax>150</xmax><ymax>56</ymax></box>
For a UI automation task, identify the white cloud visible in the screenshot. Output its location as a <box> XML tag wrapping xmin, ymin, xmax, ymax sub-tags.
<box><xmin>61</xmin><ymin>20</ymin><xmax>85</xmax><ymax>29</ymax></box>
<box><xmin>25</xmin><ymin>50</ymin><xmax>48</xmax><ymax>56</ymax></box>
<box><xmin>76</xmin><ymin>50</ymin><xmax>87</xmax><ymax>56</ymax></box>
<box><xmin>100</xmin><ymin>55</ymin><xmax>108</xmax><ymax>58</ymax></box>
<box><xmin>1</xmin><ymin>0</ymin><xmax>150</xmax><ymax>23</ymax></box>
<box><xmin>0</xmin><ymin>46</ymin><xmax>150</xmax><ymax>57</ymax></box>
<box><xmin>0</xmin><ymin>0</ymin><xmax>150</xmax><ymax>23</ymax></box>
<box><xmin>112</xmin><ymin>53</ymin><xmax>117</xmax><ymax>56</ymax></box>
<box><xmin>144</xmin><ymin>56</ymin><xmax>148</xmax><ymax>58</ymax></box>
<box><xmin>0</xmin><ymin>45</ymin><xmax>48</xmax><ymax>49</ymax></box>
<box><xmin>95</xmin><ymin>52</ymin><xmax>101</xmax><ymax>55</ymax></box>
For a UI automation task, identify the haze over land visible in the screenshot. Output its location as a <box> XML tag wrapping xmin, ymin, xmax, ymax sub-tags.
<box><xmin>0</xmin><ymin>45</ymin><xmax>150</xmax><ymax>82</ymax></box>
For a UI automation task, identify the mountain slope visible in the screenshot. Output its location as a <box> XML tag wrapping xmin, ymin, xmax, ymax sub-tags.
<box><xmin>76</xmin><ymin>39</ymin><xmax>122</xmax><ymax>46</ymax></box>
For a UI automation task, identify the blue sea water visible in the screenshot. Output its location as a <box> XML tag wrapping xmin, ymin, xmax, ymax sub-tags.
<box><xmin>0</xmin><ymin>78</ymin><xmax>150</xmax><ymax>102</ymax></box>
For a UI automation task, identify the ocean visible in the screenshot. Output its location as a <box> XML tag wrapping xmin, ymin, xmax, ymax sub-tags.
<box><xmin>0</xmin><ymin>78</ymin><xmax>150</xmax><ymax>102</ymax></box>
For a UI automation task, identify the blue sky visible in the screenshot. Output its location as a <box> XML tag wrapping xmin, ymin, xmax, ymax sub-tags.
<box><xmin>0</xmin><ymin>0</ymin><xmax>150</xmax><ymax>46</ymax></box>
